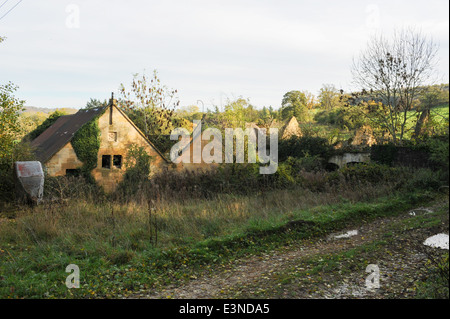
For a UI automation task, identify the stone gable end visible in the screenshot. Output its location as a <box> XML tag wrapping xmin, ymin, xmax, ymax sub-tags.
<box><xmin>45</xmin><ymin>104</ymin><xmax>168</xmax><ymax>192</ymax></box>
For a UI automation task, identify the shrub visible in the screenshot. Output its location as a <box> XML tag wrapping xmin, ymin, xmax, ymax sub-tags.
<box><xmin>115</xmin><ymin>144</ymin><xmax>154</xmax><ymax>199</ymax></box>
<box><xmin>314</xmin><ymin>107</ymin><xmax>366</xmax><ymax>130</ymax></box>
<box><xmin>327</xmin><ymin>163</ymin><xmax>406</xmax><ymax>185</ymax></box>
<box><xmin>44</xmin><ymin>175</ymin><xmax>104</xmax><ymax>202</ymax></box>
<box><xmin>428</xmin><ymin>134</ymin><xmax>449</xmax><ymax>181</ymax></box>
<box><xmin>0</xmin><ymin>141</ymin><xmax>35</xmax><ymax>202</ymax></box>
<box><xmin>278</xmin><ymin>136</ymin><xmax>333</xmax><ymax>162</ymax></box>
<box><xmin>370</xmin><ymin>143</ymin><xmax>399</xmax><ymax>166</ymax></box>
<box><xmin>403</xmin><ymin>168</ymin><xmax>443</xmax><ymax>192</ymax></box>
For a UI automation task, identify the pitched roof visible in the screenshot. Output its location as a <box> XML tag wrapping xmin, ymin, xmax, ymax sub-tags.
<box><xmin>31</xmin><ymin>107</ymin><xmax>106</xmax><ymax>163</ymax></box>
<box><xmin>281</xmin><ymin>116</ymin><xmax>302</xmax><ymax>139</ymax></box>
<box><xmin>111</xmin><ymin>105</ymin><xmax>169</xmax><ymax>163</ymax></box>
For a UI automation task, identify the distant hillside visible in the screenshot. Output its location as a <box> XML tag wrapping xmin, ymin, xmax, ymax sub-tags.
<box><xmin>22</xmin><ymin>106</ymin><xmax>79</xmax><ymax>115</ymax></box>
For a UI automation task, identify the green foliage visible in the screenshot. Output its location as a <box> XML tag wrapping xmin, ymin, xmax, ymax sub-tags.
<box><xmin>417</xmin><ymin>84</ymin><xmax>449</xmax><ymax>109</ymax></box>
<box><xmin>124</xmin><ymin>144</ymin><xmax>153</xmax><ymax>179</ymax></box>
<box><xmin>0</xmin><ymin>141</ymin><xmax>35</xmax><ymax>202</ymax></box>
<box><xmin>84</xmin><ymin>98</ymin><xmax>107</xmax><ymax>110</ymax></box>
<box><xmin>328</xmin><ymin>163</ymin><xmax>406</xmax><ymax>185</ymax></box>
<box><xmin>280</xmin><ymin>91</ymin><xmax>308</xmax><ymax>122</ymax></box>
<box><xmin>116</xmin><ymin>144</ymin><xmax>154</xmax><ymax>198</ymax></box>
<box><xmin>284</xmin><ymin>155</ymin><xmax>324</xmax><ymax>173</ymax></box>
<box><xmin>71</xmin><ymin>117</ymin><xmax>101</xmax><ymax>174</ymax></box>
<box><xmin>416</xmin><ymin>252</ymin><xmax>449</xmax><ymax>299</ymax></box>
<box><xmin>23</xmin><ymin>110</ymin><xmax>66</xmax><ymax>141</ymax></box>
<box><xmin>0</xmin><ymin>82</ymin><xmax>32</xmax><ymax>202</ymax></box>
<box><xmin>314</xmin><ymin>106</ymin><xmax>367</xmax><ymax>130</ymax></box>
<box><xmin>0</xmin><ymin>82</ymin><xmax>24</xmax><ymax>160</ymax></box>
<box><xmin>278</xmin><ymin>135</ymin><xmax>333</xmax><ymax>162</ymax></box>
<box><xmin>119</xmin><ymin>70</ymin><xmax>179</xmax><ymax>136</ymax></box>
<box><xmin>403</xmin><ymin>168</ymin><xmax>444</xmax><ymax>192</ymax></box>
<box><xmin>44</xmin><ymin>175</ymin><xmax>105</xmax><ymax>202</ymax></box>
<box><xmin>318</xmin><ymin>84</ymin><xmax>342</xmax><ymax>110</ymax></box>
<box><xmin>370</xmin><ymin>144</ymin><xmax>399</xmax><ymax>166</ymax></box>
<box><xmin>428</xmin><ymin>134</ymin><xmax>449</xmax><ymax>169</ymax></box>
<box><xmin>0</xmin><ymin>189</ymin><xmax>434</xmax><ymax>298</ymax></box>
<box><xmin>220</xmin><ymin>97</ymin><xmax>258</xmax><ymax>128</ymax></box>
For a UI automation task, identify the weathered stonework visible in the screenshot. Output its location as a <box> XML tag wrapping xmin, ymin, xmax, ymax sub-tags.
<box><xmin>91</xmin><ymin>104</ymin><xmax>168</xmax><ymax>192</ymax></box>
<box><xmin>42</xmin><ymin>101</ymin><xmax>168</xmax><ymax>193</ymax></box>
<box><xmin>45</xmin><ymin>143</ymin><xmax>83</xmax><ymax>176</ymax></box>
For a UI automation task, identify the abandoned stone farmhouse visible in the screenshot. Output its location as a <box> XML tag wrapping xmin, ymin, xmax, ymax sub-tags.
<box><xmin>30</xmin><ymin>96</ymin><xmax>169</xmax><ymax>192</ymax></box>
<box><xmin>30</xmin><ymin>94</ymin><xmax>310</xmax><ymax>192</ymax></box>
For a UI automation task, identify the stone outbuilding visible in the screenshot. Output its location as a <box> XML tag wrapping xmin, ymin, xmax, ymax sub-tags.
<box><xmin>30</xmin><ymin>95</ymin><xmax>169</xmax><ymax>192</ymax></box>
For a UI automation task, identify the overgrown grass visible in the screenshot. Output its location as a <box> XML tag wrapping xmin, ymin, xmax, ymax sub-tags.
<box><xmin>0</xmin><ymin>161</ymin><xmax>446</xmax><ymax>299</ymax></box>
<box><xmin>0</xmin><ymin>182</ymin><xmax>437</xmax><ymax>299</ymax></box>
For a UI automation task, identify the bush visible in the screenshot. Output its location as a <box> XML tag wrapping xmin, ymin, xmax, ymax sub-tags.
<box><xmin>314</xmin><ymin>107</ymin><xmax>366</xmax><ymax>130</ymax></box>
<box><xmin>428</xmin><ymin>134</ymin><xmax>449</xmax><ymax>181</ymax></box>
<box><xmin>115</xmin><ymin>144</ymin><xmax>154</xmax><ymax>199</ymax></box>
<box><xmin>0</xmin><ymin>141</ymin><xmax>35</xmax><ymax>202</ymax></box>
<box><xmin>403</xmin><ymin>168</ymin><xmax>443</xmax><ymax>192</ymax></box>
<box><xmin>44</xmin><ymin>175</ymin><xmax>104</xmax><ymax>202</ymax></box>
<box><xmin>370</xmin><ymin>144</ymin><xmax>399</xmax><ymax>166</ymax></box>
<box><xmin>278</xmin><ymin>135</ymin><xmax>333</xmax><ymax>162</ymax></box>
<box><xmin>327</xmin><ymin>163</ymin><xmax>406</xmax><ymax>185</ymax></box>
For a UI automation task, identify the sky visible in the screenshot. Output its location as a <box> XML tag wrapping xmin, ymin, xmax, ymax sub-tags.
<box><xmin>0</xmin><ymin>0</ymin><xmax>448</xmax><ymax>111</ymax></box>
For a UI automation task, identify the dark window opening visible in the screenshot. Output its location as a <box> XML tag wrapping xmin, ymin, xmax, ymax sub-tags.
<box><xmin>325</xmin><ymin>163</ymin><xmax>340</xmax><ymax>172</ymax></box>
<box><xmin>66</xmin><ymin>169</ymin><xmax>81</xmax><ymax>176</ymax></box>
<box><xmin>113</xmin><ymin>155</ymin><xmax>122</xmax><ymax>169</ymax></box>
<box><xmin>102</xmin><ymin>155</ymin><xmax>111</xmax><ymax>169</ymax></box>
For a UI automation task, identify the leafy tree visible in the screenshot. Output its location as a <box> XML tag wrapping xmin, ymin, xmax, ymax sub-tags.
<box><xmin>219</xmin><ymin>97</ymin><xmax>256</xmax><ymax>129</ymax></box>
<box><xmin>1</xmin><ymin>82</ymin><xmax>24</xmax><ymax>160</ymax></box>
<box><xmin>84</xmin><ymin>98</ymin><xmax>107</xmax><ymax>109</ymax></box>
<box><xmin>318</xmin><ymin>84</ymin><xmax>343</xmax><ymax>110</ymax></box>
<box><xmin>280</xmin><ymin>91</ymin><xmax>308</xmax><ymax>122</ymax></box>
<box><xmin>257</xmin><ymin>106</ymin><xmax>275</xmax><ymax>129</ymax></box>
<box><xmin>119</xmin><ymin>70</ymin><xmax>179</xmax><ymax>136</ymax></box>
<box><xmin>314</xmin><ymin>105</ymin><xmax>367</xmax><ymax>130</ymax></box>
<box><xmin>0</xmin><ymin>82</ymin><xmax>35</xmax><ymax>201</ymax></box>
<box><xmin>303</xmin><ymin>90</ymin><xmax>318</xmax><ymax>110</ymax></box>
<box><xmin>278</xmin><ymin>135</ymin><xmax>333</xmax><ymax>162</ymax></box>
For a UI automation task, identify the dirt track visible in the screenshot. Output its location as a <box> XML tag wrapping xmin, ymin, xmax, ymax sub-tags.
<box><xmin>130</xmin><ymin>201</ymin><xmax>449</xmax><ymax>299</ymax></box>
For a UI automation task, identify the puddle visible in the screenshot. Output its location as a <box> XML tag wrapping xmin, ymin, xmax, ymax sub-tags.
<box><xmin>329</xmin><ymin>283</ymin><xmax>375</xmax><ymax>299</ymax></box>
<box><xmin>409</xmin><ymin>208</ymin><xmax>433</xmax><ymax>216</ymax></box>
<box><xmin>423</xmin><ymin>234</ymin><xmax>449</xmax><ymax>250</ymax></box>
<box><xmin>333</xmin><ymin>230</ymin><xmax>358</xmax><ymax>239</ymax></box>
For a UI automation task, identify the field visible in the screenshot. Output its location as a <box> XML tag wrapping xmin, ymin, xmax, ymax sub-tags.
<box><xmin>1</xmin><ymin>164</ymin><xmax>448</xmax><ymax>299</ymax></box>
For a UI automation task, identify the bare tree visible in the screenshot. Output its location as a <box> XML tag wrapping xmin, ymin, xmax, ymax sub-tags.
<box><xmin>119</xmin><ymin>70</ymin><xmax>180</xmax><ymax>136</ymax></box>
<box><xmin>351</xmin><ymin>28</ymin><xmax>439</xmax><ymax>144</ymax></box>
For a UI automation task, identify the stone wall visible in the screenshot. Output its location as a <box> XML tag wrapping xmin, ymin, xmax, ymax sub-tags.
<box><xmin>45</xmin><ymin>143</ymin><xmax>83</xmax><ymax>176</ymax></box>
<box><xmin>328</xmin><ymin>152</ymin><xmax>371</xmax><ymax>168</ymax></box>
<box><xmin>91</xmin><ymin>105</ymin><xmax>168</xmax><ymax>192</ymax></box>
<box><xmin>44</xmin><ymin>104</ymin><xmax>168</xmax><ymax>193</ymax></box>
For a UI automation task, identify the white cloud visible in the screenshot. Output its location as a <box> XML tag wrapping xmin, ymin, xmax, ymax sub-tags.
<box><xmin>0</xmin><ymin>0</ymin><xmax>448</xmax><ymax>109</ymax></box>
